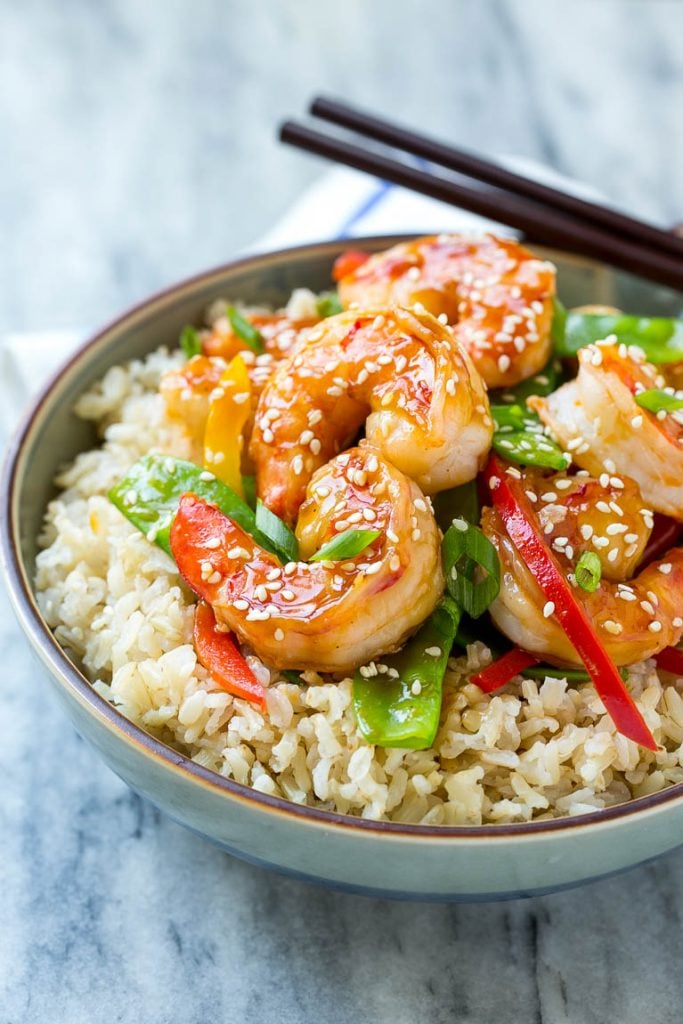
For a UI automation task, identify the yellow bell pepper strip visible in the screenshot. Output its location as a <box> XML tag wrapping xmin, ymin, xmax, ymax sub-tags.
<box><xmin>193</xmin><ymin>601</ymin><xmax>266</xmax><ymax>708</ymax></box>
<box><xmin>484</xmin><ymin>454</ymin><xmax>657</xmax><ymax>750</ymax></box>
<box><xmin>203</xmin><ymin>354</ymin><xmax>251</xmax><ymax>497</ymax></box>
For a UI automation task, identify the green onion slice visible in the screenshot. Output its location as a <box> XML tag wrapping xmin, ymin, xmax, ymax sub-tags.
<box><xmin>316</xmin><ymin>291</ymin><xmax>343</xmax><ymax>318</ymax></box>
<box><xmin>492</xmin><ymin>430</ymin><xmax>570</xmax><ymax>471</ymax></box>
<box><xmin>575</xmin><ymin>550</ymin><xmax>602</xmax><ymax>593</ymax></box>
<box><xmin>432</xmin><ymin>480</ymin><xmax>479</xmax><ymax>532</ymax></box>
<box><xmin>634</xmin><ymin>388</ymin><xmax>683</xmax><ymax>415</ymax></box>
<box><xmin>226</xmin><ymin>305</ymin><xmax>265</xmax><ymax>353</ymax></box>
<box><xmin>255</xmin><ymin>499</ymin><xmax>299</xmax><ymax>563</ymax></box>
<box><xmin>180</xmin><ymin>325</ymin><xmax>202</xmax><ymax>359</ymax></box>
<box><xmin>310</xmin><ymin>528</ymin><xmax>381</xmax><ymax>562</ymax></box>
<box><xmin>442</xmin><ymin>519</ymin><xmax>501</xmax><ymax>619</ymax></box>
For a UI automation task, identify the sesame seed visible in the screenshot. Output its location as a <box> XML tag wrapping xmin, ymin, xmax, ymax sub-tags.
<box><xmin>389</xmin><ymin>555</ymin><xmax>401</xmax><ymax>572</ymax></box>
<box><xmin>624</xmin><ymin>533</ymin><xmax>639</xmax><ymax>544</ymax></box>
<box><xmin>262</xmin><ymin>428</ymin><xmax>274</xmax><ymax>444</ymax></box>
<box><xmin>233</xmin><ymin>599</ymin><xmax>249</xmax><ymax>611</ymax></box>
<box><xmin>207</xmin><ymin>571</ymin><xmax>222</xmax><ymax>585</ymax></box>
<box><xmin>603</xmin><ymin>620</ymin><xmax>623</xmax><ymax>635</ymax></box>
<box><xmin>641</xmin><ymin>600</ymin><xmax>655</xmax><ymax>615</ymax></box>
<box><xmin>254</xmin><ymin>584</ymin><xmax>268</xmax><ymax>602</ymax></box>
<box><xmin>334</xmin><ymin>520</ymin><xmax>350</xmax><ymax>532</ymax></box>
<box><xmin>580</xmin><ymin>524</ymin><xmax>594</xmax><ymax>540</ymax></box>
<box><xmin>292</xmin><ymin>455</ymin><xmax>304</xmax><ymax>475</ymax></box>
<box><xmin>310</xmin><ymin>439</ymin><xmax>322</xmax><ymax>455</ymax></box>
<box><xmin>362</xmin><ymin>508</ymin><xmax>377</xmax><ymax>522</ymax></box>
<box><xmin>274</xmin><ymin>628</ymin><xmax>285</xmax><ymax>642</ymax></box>
<box><xmin>541</xmin><ymin>492</ymin><xmax>557</xmax><ymax>502</ymax></box>
<box><xmin>205</xmin><ymin>537</ymin><xmax>221</xmax><ymax>549</ymax></box>
<box><xmin>607</xmin><ymin>548</ymin><xmax>619</xmax><ymax>563</ymax></box>
<box><xmin>227</xmin><ymin>546</ymin><xmax>250</xmax><ymax>559</ymax></box>
<box><xmin>593</xmin><ymin>536</ymin><xmax>609</xmax><ymax>549</ymax></box>
<box><xmin>425</xmin><ymin>646</ymin><xmax>442</xmax><ymax>657</ymax></box>
<box><xmin>497</xmin><ymin>354</ymin><xmax>511</xmax><ymax>373</ymax></box>
<box><xmin>365</xmin><ymin>562</ymin><xmax>383</xmax><ymax>576</ymax></box>
<box><xmin>673</xmin><ymin>617</ymin><xmax>683</xmax><ymax>628</ymax></box>
<box><xmin>648</xmin><ymin>621</ymin><xmax>663</xmax><ymax>633</ymax></box>
<box><xmin>659</xmin><ymin>563</ymin><xmax>672</xmax><ymax>574</ymax></box>
<box><xmin>631</xmin><ymin>415</ymin><xmax>643</xmax><ymax>429</ymax></box>
<box><xmin>505</xmin><ymin>467</ymin><xmax>521</xmax><ymax>479</ymax></box>
<box><xmin>299</xmin><ymin>429</ymin><xmax>314</xmax><ymax>445</ymax></box>
<box><xmin>246</xmin><ymin>609</ymin><xmax>271</xmax><ymax>621</ymax></box>
<box><xmin>281</xmin><ymin>589</ymin><xmax>295</xmax><ymax>601</ymax></box>
<box><xmin>411</xmin><ymin>528</ymin><xmax>421</xmax><ymax>541</ymax></box>
<box><xmin>387</xmin><ymin>529</ymin><xmax>399</xmax><ymax>544</ymax></box>
<box><xmin>452</xmin><ymin>518</ymin><xmax>468</xmax><ymax>532</ymax></box>
<box><xmin>606</xmin><ymin>523</ymin><xmax>627</xmax><ymax>535</ymax></box>
<box><xmin>411</xmin><ymin>681</ymin><xmax>422</xmax><ymax>695</ymax></box>
<box><xmin>543</xmin><ymin>601</ymin><xmax>555</xmax><ymax>618</ymax></box>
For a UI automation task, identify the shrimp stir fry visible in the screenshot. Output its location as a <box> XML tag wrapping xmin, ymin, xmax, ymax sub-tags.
<box><xmin>334</xmin><ymin>233</ymin><xmax>556</xmax><ymax>389</ymax></box>
<box><xmin>531</xmin><ymin>341</ymin><xmax>683</xmax><ymax>520</ymax></box>
<box><xmin>482</xmin><ymin>467</ymin><xmax>683</xmax><ymax>666</ymax></box>
<box><xmin>170</xmin><ymin>446</ymin><xmax>443</xmax><ymax>673</ymax></box>
<box><xmin>250</xmin><ymin>305</ymin><xmax>493</xmax><ymax>523</ymax></box>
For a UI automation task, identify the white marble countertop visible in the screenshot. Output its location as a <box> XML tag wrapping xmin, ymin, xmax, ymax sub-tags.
<box><xmin>1</xmin><ymin>2</ymin><xmax>683</xmax><ymax>1021</ymax></box>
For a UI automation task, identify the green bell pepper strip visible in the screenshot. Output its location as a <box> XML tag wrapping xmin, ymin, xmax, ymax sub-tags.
<box><xmin>108</xmin><ymin>454</ymin><xmax>288</xmax><ymax>561</ymax></box>
<box><xmin>353</xmin><ymin>596</ymin><xmax>462</xmax><ymax>749</ymax></box>
<box><xmin>552</xmin><ymin>299</ymin><xmax>683</xmax><ymax>363</ymax></box>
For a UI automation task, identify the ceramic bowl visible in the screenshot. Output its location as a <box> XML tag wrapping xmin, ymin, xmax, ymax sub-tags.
<box><xmin>3</xmin><ymin>237</ymin><xmax>683</xmax><ymax>901</ymax></box>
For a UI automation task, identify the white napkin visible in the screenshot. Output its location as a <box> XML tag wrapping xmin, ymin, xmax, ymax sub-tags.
<box><xmin>0</xmin><ymin>161</ymin><xmax>601</xmax><ymax>432</ymax></box>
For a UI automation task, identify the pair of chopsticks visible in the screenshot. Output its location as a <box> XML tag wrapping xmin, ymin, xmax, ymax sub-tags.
<box><xmin>280</xmin><ymin>97</ymin><xmax>683</xmax><ymax>292</ymax></box>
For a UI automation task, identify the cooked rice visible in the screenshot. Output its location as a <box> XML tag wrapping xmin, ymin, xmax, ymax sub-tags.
<box><xmin>34</xmin><ymin>344</ymin><xmax>683</xmax><ymax>824</ymax></box>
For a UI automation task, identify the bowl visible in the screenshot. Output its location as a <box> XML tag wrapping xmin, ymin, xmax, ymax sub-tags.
<box><xmin>3</xmin><ymin>236</ymin><xmax>683</xmax><ymax>901</ymax></box>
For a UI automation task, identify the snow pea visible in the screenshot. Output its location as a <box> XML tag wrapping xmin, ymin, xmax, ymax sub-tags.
<box><xmin>353</xmin><ymin>596</ymin><xmax>461</xmax><ymax>749</ymax></box>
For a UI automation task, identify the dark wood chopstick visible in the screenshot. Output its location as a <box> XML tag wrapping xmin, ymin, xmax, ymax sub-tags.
<box><xmin>310</xmin><ymin>96</ymin><xmax>683</xmax><ymax>261</ymax></box>
<box><xmin>279</xmin><ymin>120</ymin><xmax>683</xmax><ymax>292</ymax></box>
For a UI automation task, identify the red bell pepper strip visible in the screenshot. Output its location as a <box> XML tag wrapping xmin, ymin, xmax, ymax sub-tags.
<box><xmin>639</xmin><ymin>514</ymin><xmax>683</xmax><ymax>569</ymax></box>
<box><xmin>332</xmin><ymin>249</ymin><xmax>370</xmax><ymax>282</ymax></box>
<box><xmin>473</xmin><ymin>648</ymin><xmax>540</xmax><ymax>693</ymax></box>
<box><xmin>193</xmin><ymin>600</ymin><xmax>266</xmax><ymax>709</ymax></box>
<box><xmin>484</xmin><ymin>455</ymin><xmax>657</xmax><ymax>750</ymax></box>
<box><xmin>654</xmin><ymin>646</ymin><xmax>683</xmax><ymax>675</ymax></box>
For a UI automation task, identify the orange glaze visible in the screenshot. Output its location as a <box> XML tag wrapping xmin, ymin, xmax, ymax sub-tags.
<box><xmin>249</xmin><ymin>305</ymin><xmax>493</xmax><ymax>524</ymax></box>
<box><xmin>170</xmin><ymin>445</ymin><xmax>444</xmax><ymax>673</ymax></box>
<box><xmin>335</xmin><ymin>233</ymin><xmax>556</xmax><ymax>389</ymax></box>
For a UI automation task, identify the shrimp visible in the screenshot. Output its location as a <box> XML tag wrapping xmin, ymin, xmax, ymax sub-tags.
<box><xmin>333</xmin><ymin>233</ymin><xmax>556</xmax><ymax>389</ymax></box>
<box><xmin>250</xmin><ymin>305</ymin><xmax>493</xmax><ymax>524</ymax></box>
<box><xmin>530</xmin><ymin>341</ymin><xmax>683</xmax><ymax>520</ymax></box>
<box><xmin>170</xmin><ymin>445</ymin><xmax>444</xmax><ymax>673</ymax></box>
<box><xmin>481</xmin><ymin>467</ymin><xmax>683</xmax><ymax>666</ymax></box>
<box><xmin>202</xmin><ymin>309</ymin><xmax>319</xmax><ymax>362</ymax></box>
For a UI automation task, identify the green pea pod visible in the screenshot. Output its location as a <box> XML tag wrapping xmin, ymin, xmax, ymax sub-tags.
<box><xmin>353</xmin><ymin>596</ymin><xmax>461</xmax><ymax>749</ymax></box>
<box><xmin>108</xmin><ymin>454</ymin><xmax>287</xmax><ymax>561</ymax></box>
<box><xmin>492</xmin><ymin>429</ymin><xmax>569</xmax><ymax>471</ymax></box>
<box><xmin>553</xmin><ymin>302</ymin><xmax>683</xmax><ymax>363</ymax></box>
<box><xmin>495</xmin><ymin>360</ymin><xmax>561</xmax><ymax>405</ymax></box>
<box><xmin>432</xmin><ymin>480</ymin><xmax>480</xmax><ymax>532</ymax></box>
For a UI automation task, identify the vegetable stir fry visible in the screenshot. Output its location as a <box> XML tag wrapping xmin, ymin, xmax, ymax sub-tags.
<box><xmin>108</xmin><ymin>232</ymin><xmax>683</xmax><ymax>755</ymax></box>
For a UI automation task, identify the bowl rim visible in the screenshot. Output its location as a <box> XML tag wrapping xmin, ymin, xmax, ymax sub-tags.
<box><xmin>3</xmin><ymin>234</ymin><xmax>683</xmax><ymax>841</ymax></box>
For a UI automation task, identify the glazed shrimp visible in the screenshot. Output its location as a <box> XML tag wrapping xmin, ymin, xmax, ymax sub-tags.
<box><xmin>202</xmin><ymin>308</ymin><xmax>319</xmax><ymax>362</ymax></box>
<box><xmin>481</xmin><ymin>468</ymin><xmax>683</xmax><ymax>666</ymax></box>
<box><xmin>250</xmin><ymin>305</ymin><xmax>493</xmax><ymax>524</ymax></box>
<box><xmin>170</xmin><ymin>445</ymin><xmax>444</xmax><ymax>673</ymax></box>
<box><xmin>334</xmin><ymin>234</ymin><xmax>556</xmax><ymax>389</ymax></box>
<box><xmin>530</xmin><ymin>341</ymin><xmax>683</xmax><ymax>520</ymax></box>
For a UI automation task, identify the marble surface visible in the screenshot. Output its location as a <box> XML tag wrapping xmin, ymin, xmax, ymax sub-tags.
<box><xmin>1</xmin><ymin>2</ymin><xmax>683</xmax><ymax>1021</ymax></box>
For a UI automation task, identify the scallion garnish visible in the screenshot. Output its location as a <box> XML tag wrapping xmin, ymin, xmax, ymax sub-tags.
<box><xmin>521</xmin><ymin>663</ymin><xmax>628</xmax><ymax>682</ymax></box>
<box><xmin>255</xmin><ymin>499</ymin><xmax>299</xmax><ymax>563</ymax></box>
<box><xmin>442</xmin><ymin>519</ymin><xmax>500</xmax><ymax>619</ymax></box>
<box><xmin>310</xmin><ymin>528</ymin><xmax>381</xmax><ymax>562</ymax></box>
<box><xmin>316</xmin><ymin>291</ymin><xmax>343</xmax><ymax>318</ymax></box>
<box><xmin>634</xmin><ymin>388</ymin><xmax>683</xmax><ymax>415</ymax></box>
<box><xmin>575</xmin><ymin>550</ymin><xmax>602</xmax><ymax>593</ymax></box>
<box><xmin>433</xmin><ymin>480</ymin><xmax>479</xmax><ymax>532</ymax></box>
<box><xmin>180</xmin><ymin>325</ymin><xmax>202</xmax><ymax>359</ymax></box>
<box><xmin>226</xmin><ymin>305</ymin><xmax>265</xmax><ymax>354</ymax></box>
<box><xmin>492</xmin><ymin>430</ymin><xmax>570</xmax><ymax>471</ymax></box>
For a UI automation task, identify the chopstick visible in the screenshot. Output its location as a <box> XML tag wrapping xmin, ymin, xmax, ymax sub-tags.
<box><xmin>279</xmin><ymin>120</ymin><xmax>683</xmax><ymax>292</ymax></box>
<box><xmin>310</xmin><ymin>96</ymin><xmax>683</xmax><ymax>261</ymax></box>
